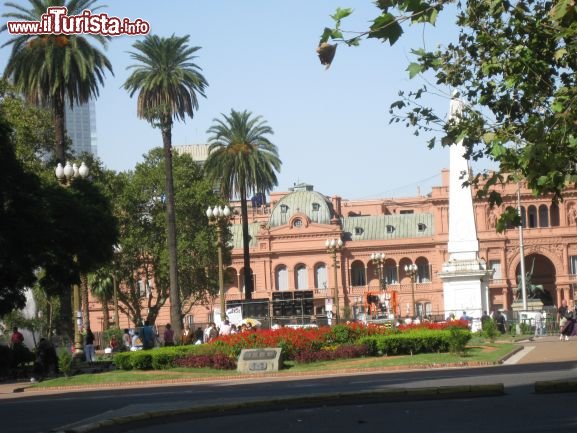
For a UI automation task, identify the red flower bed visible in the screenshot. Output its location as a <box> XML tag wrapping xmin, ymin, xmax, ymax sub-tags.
<box><xmin>174</xmin><ymin>353</ymin><xmax>236</xmax><ymax>370</ymax></box>
<box><xmin>293</xmin><ymin>344</ymin><xmax>370</xmax><ymax>363</ymax></box>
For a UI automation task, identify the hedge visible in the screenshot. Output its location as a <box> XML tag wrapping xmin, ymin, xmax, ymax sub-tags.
<box><xmin>113</xmin><ymin>344</ymin><xmax>220</xmax><ymax>370</ymax></box>
<box><xmin>359</xmin><ymin>329</ymin><xmax>472</xmax><ymax>356</ymax></box>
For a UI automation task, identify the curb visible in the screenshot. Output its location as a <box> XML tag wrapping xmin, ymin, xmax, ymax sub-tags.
<box><xmin>535</xmin><ymin>379</ymin><xmax>577</xmax><ymax>394</ymax></box>
<box><xmin>497</xmin><ymin>345</ymin><xmax>524</xmax><ymax>363</ymax></box>
<box><xmin>51</xmin><ymin>383</ymin><xmax>505</xmax><ymax>433</ymax></box>
<box><xmin>26</xmin><ymin>360</ymin><xmax>501</xmax><ymax>393</ymax></box>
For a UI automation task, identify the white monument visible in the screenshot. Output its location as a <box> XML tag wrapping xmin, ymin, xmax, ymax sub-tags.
<box><xmin>439</xmin><ymin>93</ymin><xmax>492</xmax><ymax>327</ymax></box>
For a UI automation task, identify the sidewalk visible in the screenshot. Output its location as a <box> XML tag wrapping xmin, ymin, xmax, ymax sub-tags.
<box><xmin>1</xmin><ymin>335</ymin><xmax>575</xmax><ymax>397</ymax></box>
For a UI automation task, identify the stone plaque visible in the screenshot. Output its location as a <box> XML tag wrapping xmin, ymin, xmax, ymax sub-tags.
<box><xmin>237</xmin><ymin>347</ymin><xmax>283</xmax><ymax>373</ymax></box>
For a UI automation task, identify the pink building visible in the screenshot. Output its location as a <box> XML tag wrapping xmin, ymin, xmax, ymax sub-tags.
<box><xmin>89</xmin><ymin>169</ymin><xmax>577</xmax><ymax>330</ymax></box>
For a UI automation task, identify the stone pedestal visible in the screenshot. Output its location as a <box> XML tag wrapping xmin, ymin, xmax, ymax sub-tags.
<box><xmin>511</xmin><ymin>299</ymin><xmax>544</xmax><ymax>312</ymax></box>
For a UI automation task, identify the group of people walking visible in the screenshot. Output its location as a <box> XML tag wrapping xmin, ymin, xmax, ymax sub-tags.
<box><xmin>558</xmin><ymin>299</ymin><xmax>577</xmax><ymax>340</ymax></box>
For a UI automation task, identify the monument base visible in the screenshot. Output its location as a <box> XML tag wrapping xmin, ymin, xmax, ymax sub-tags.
<box><xmin>511</xmin><ymin>299</ymin><xmax>544</xmax><ymax>312</ymax></box>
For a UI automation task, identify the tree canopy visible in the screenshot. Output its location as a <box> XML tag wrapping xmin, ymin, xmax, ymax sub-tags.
<box><xmin>319</xmin><ymin>0</ymin><xmax>577</xmax><ymax>227</ymax></box>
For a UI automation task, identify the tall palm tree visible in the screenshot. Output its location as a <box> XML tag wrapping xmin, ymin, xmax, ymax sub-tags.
<box><xmin>204</xmin><ymin>110</ymin><xmax>281</xmax><ymax>299</ymax></box>
<box><xmin>123</xmin><ymin>34</ymin><xmax>207</xmax><ymax>338</ymax></box>
<box><xmin>1</xmin><ymin>0</ymin><xmax>113</xmax><ymax>163</ymax></box>
<box><xmin>88</xmin><ymin>270</ymin><xmax>113</xmax><ymax>330</ymax></box>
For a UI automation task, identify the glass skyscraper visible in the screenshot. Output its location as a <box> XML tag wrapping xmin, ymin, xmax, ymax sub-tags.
<box><xmin>65</xmin><ymin>100</ymin><xmax>97</xmax><ymax>156</ymax></box>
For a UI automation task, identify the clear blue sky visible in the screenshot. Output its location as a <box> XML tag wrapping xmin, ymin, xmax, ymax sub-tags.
<box><xmin>0</xmin><ymin>1</ymin><xmax>485</xmax><ymax>199</ymax></box>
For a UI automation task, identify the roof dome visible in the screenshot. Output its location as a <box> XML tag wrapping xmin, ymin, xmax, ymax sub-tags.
<box><xmin>269</xmin><ymin>190</ymin><xmax>335</xmax><ymax>227</ymax></box>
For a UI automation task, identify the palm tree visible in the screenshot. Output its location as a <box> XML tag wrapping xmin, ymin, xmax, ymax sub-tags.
<box><xmin>88</xmin><ymin>271</ymin><xmax>113</xmax><ymax>330</ymax></box>
<box><xmin>123</xmin><ymin>34</ymin><xmax>207</xmax><ymax>338</ymax></box>
<box><xmin>1</xmin><ymin>0</ymin><xmax>113</xmax><ymax>163</ymax></box>
<box><xmin>204</xmin><ymin>110</ymin><xmax>281</xmax><ymax>299</ymax></box>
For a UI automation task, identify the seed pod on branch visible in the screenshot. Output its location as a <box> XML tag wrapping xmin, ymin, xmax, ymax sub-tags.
<box><xmin>316</xmin><ymin>42</ymin><xmax>337</xmax><ymax>69</ymax></box>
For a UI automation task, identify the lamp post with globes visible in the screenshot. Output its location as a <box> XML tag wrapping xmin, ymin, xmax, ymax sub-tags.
<box><xmin>370</xmin><ymin>252</ymin><xmax>386</xmax><ymax>290</ymax></box>
<box><xmin>206</xmin><ymin>205</ymin><xmax>232</xmax><ymax>322</ymax></box>
<box><xmin>54</xmin><ymin>161</ymin><xmax>89</xmax><ymax>357</ymax></box>
<box><xmin>325</xmin><ymin>238</ymin><xmax>343</xmax><ymax>324</ymax></box>
<box><xmin>404</xmin><ymin>263</ymin><xmax>418</xmax><ymax>318</ymax></box>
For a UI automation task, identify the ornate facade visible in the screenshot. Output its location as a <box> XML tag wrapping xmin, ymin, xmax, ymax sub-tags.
<box><xmin>89</xmin><ymin>169</ymin><xmax>577</xmax><ymax>330</ymax></box>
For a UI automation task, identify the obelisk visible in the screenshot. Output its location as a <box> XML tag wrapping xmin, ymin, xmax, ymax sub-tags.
<box><xmin>440</xmin><ymin>92</ymin><xmax>492</xmax><ymax>328</ymax></box>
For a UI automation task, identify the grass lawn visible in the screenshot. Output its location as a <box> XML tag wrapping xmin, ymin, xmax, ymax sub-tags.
<box><xmin>33</xmin><ymin>342</ymin><xmax>516</xmax><ymax>389</ymax></box>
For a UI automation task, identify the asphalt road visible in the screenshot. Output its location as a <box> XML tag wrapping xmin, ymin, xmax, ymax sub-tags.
<box><xmin>2</xmin><ymin>359</ymin><xmax>577</xmax><ymax>433</ymax></box>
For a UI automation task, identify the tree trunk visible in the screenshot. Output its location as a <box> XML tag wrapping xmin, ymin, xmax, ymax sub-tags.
<box><xmin>80</xmin><ymin>272</ymin><xmax>90</xmax><ymax>329</ymax></box>
<box><xmin>52</xmin><ymin>95</ymin><xmax>66</xmax><ymax>164</ymax></box>
<box><xmin>240</xmin><ymin>185</ymin><xmax>253</xmax><ymax>299</ymax></box>
<box><xmin>101</xmin><ymin>293</ymin><xmax>110</xmax><ymax>331</ymax></box>
<box><xmin>162</xmin><ymin>125</ymin><xmax>182</xmax><ymax>340</ymax></box>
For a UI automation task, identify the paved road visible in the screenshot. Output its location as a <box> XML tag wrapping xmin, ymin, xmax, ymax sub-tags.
<box><xmin>1</xmin><ymin>336</ymin><xmax>576</xmax><ymax>433</ymax></box>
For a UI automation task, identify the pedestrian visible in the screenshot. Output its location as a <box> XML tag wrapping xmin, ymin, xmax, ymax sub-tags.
<box><xmin>163</xmin><ymin>323</ymin><xmax>175</xmax><ymax>346</ymax></box>
<box><xmin>122</xmin><ymin>328</ymin><xmax>132</xmax><ymax>350</ymax></box>
<box><xmin>558</xmin><ymin>299</ymin><xmax>571</xmax><ymax>341</ymax></box>
<box><xmin>219</xmin><ymin>319</ymin><xmax>232</xmax><ymax>336</ymax></box>
<box><xmin>194</xmin><ymin>327</ymin><xmax>203</xmax><ymax>344</ymax></box>
<box><xmin>109</xmin><ymin>334</ymin><xmax>120</xmax><ymax>352</ymax></box>
<box><xmin>142</xmin><ymin>320</ymin><xmax>155</xmax><ymax>349</ymax></box>
<box><xmin>84</xmin><ymin>327</ymin><xmax>96</xmax><ymax>363</ymax></box>
<box><xmin>10</xmin><ymin>326</ymin><xmax>24</xmax><ymax>348</ymax></box>
<box><xmin>495</xmin><ymin>310</ymin><xmax>506</xmax><ymax>334</ymax></box>
<box><xmin>534</xmin><ymin>311</ymin><xmax>543</xmax><ymax>337</ymax></box>
<box><xmin>181</xmin><ymin>324</ymin><xmax>193</xmax><ymax>345</ymax></box>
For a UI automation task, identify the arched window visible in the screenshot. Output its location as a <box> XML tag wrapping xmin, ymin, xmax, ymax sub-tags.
<box><xmin>550</xmin><ymin>203</ymin><xmax>560</xmax><ymax>226</ymax></box>
<box><xmin>415</xmin><ymin>257</ymin><xmax>431</xmax><ymax>283</ymax></box>
<box><xmin>224</xmin><ymin>268</ymin><xmax>237</xmax><ymax>293</ymax></box>
<box><xmin>520</xmin><ymin>206</ymin><xmax>527</xmax><ymax>228</ymax></box>
<box><xmin>538</xmin><ymin>204</ymin><xmax>549</xmax><ymax>227</ymax></box>
<box><xmin>384</xmin><ymin>260</ymin><xmax>398</xmax><ymax>284</ymax></box>
<box><xmin>351</xmin><ymin>261</ymin><xmax>366</xmax><ymax>287</ymax></box>
<box><xmin>295</xmin><ymin>264</ymin><xmax>308</xmax><ymax>290</ymax></box>
<box><xmin>240</xmin><ymin>268</ymin><xmax>255</xmax><ymax>293</ymax></box>
<box><xmin>314</xmin><ymin>264</ymin><xmax>327</xmax><ymax>289</ymax></box>
<box><xmin>275</xmin><ymin>265</ymin><xmax>288</xmax><ymax>291</ymax></box>
<box><xmin>528</xmin><ymin>205</ymin><xmax>537</xmax><ymax>228</ymax></box>
<box><xmin>416</xmin><ymin>302</ymin><xmax>432</xmax><ymax>318</ymax></box>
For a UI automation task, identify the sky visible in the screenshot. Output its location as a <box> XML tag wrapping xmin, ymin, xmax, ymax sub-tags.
<box><xmin>0</xmin><ymin>0</ymin><xmax>482</xmax><ymax>200</ymax></box>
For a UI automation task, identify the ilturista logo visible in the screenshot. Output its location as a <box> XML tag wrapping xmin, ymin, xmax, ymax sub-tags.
<box><xmin>7</xmin><ymin>6</ymin><xmax>150</xmax><ymax>36</ymax></box>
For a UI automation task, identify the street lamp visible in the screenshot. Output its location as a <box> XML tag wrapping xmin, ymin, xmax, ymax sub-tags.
<box><xmin>206</xmin><ymin>205</ymin><xmax>231</xmax><ymax>322</ymax></box>
<box><xmin>404</xmin><ymin>263</ymin><xmax>418</xmax><ymax>318</ymax></box>
<box><xmin>370</xmin><ymin>252</ymin><xmax>386</xmax><ymax>290</ymax></box>
<box><xmin>325</xmin><ymin>238</ymin><xmax>343</xmax><ymax>324</ymax></box>
<box><xmin>54</xmin><ymin>161</ymin><xmax>89</xmax><ymax>358</ymax></box>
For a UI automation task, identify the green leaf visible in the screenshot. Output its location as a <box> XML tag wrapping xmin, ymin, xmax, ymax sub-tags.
<box><xmin>319</xmin><ymin>27</ymin><xmax>333</xmax><ymax>44</ymax></box>
<box><xmin>331</xmin><ymin>7</ymin><xmax>354</xmax><ymax>21</ymax></box>
<box><xmin>407</xmin><ymin>62</ymin><xmax>424</xmax><ymax>78</ymax></box>
<box><xmin>368</xmin><ymin>13</ymin><xmax>404</xmax><ymax>45</ymax></box>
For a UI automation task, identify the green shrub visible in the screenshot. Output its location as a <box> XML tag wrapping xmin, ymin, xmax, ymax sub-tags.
<box><xmin>359</xmin><ymin>329</ymin><xmax>471</xmax><ymax>356</ymax></box>
<box><xmin>519</xmin><ymin>322</ymin><xmax>532</xmax><ymax>335</ymax></box>
<box><xmin>0</xmin><ymin>345</ymin><xmax>12</xmax><ymax>376</ymax></box>
<box><xmin>448</xmin><ymin>327</ymin><xmax>471</xmax><ymax>355</ymax></box>
<box><xmin>58</xmin><ymin>348</ymin><xmax>73</xmax><ymax>377</ymax></box>
<box><xmin>113</xmin><ymin>345</ymin><xmax>219</xmax><ymax>370</ymax></box>
<box><xmin>130</xmin><ymin>352</ymin><xmax>153</xmax><ymax>370</ymax></box>
<box><xmin>113</xmin><ymin>352</ymin><xmax>133</xmax><ymax>370</ymax></box>
<box><xmin>482</xmin><ymin>319</ymin><xmax>499</xmax><ymax>342</ymax></box>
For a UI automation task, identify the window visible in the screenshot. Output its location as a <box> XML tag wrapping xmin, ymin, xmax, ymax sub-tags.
<box><xmin>417</xmin><ymin>223</ymin><xmax>427</xmax><ymax>232</ymax></box>
<box><xmin>416</xmin><ymin>259</ymin><xmax>430</xmax><ymax>283</ymax></box>
<box><xmin>570</xmin><ymin>256</ymin><xmax>577</xmax><ymax>275</ymax></box>
<box><xmin>354</xmin><ymin>227</ymin><xmax>364</xmax><ymax>235</ymax></box>
<box><xmin>550</xmin><ymin>203</ymin><xmax>560</xmax><ymax>226</ymax></box>
<box><xmin>400</xmin><ymin>210</ymin><xmax>414</xmax><ymax>214</ymax></box>
<box><xmin>351</xmin><ymin>262</ymin><xmax>366</xmax><ymax>286</ymax></box>
<box><xmin>275</xmin><ymin>266</ymin><xmax>288</xmax><ymax>291</ymax></box>
<box><xmin>295</xmin><ymin>264</ymin><xmax>308</xmax><ymax>290</ymax></box>
<box><xmin>385</xmin><ymin>264</ymin><xmax>398</xmax><ymax>284</ymax></box>
<box><xmin>539</xmin><ymin>205</ymin><xmax>549</xmax><ymax>227</ymax></box>
<box><xmin>489</xmin><ymin>260</ymin><xmax>502</xmax><ymax>279</ymax></box>
<box><xmin>528</xmin><ymin>205</ymin><xmax>537</xmax><ymax>228</ymax></box>
<box><xmin>312</xmin><ymin>203</ymin><xmax>320</xmax><ymax>211</ymax></box>
<box><xmin>315</xmin><ymin>264</ymin><xmax>328</xmax><ymax>289</ymax></box>
<box><xmin>293</xmin><ymin>218</ymin><xmax>302</xmax><ymax>228</ymax></box>
<box><xmin>416</xmin><ymin>302</ymin><xmax>432</xmax><ymax>318</ymax></box>
<box><xmin>280</xmin><ymin>204</ymin><xmax>289</xmax><ymax>213</ymax></box>
<box><xmin>386</xmin><ymin>225</ymin><xmax>396</xmax><ymax>234</ymax></box>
